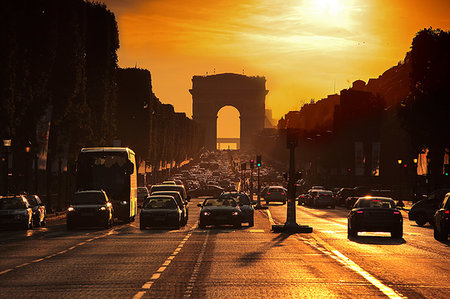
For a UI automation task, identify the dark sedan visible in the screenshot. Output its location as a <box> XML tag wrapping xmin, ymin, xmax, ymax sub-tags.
<box><xmin>150</xmin><ymin>191</ymin><xmax>188</xmax><ymax>226</ymax></box>
<box><xmin>348</xmin><ymin>197</ymin><xmax>403</xmax><ymax>238</ymax></box>
<box><xmin>198</xmin><ymin>197</ymin><xmax>241</xmax><ymax>229</ymax></box>
<box><xmin>189</xmin><ymin>185</ymin><xmax>224</xmax><ymax>198</ymax></box>
<box><xmin>140</xmin><ymin>195</ymin><xmax>182</xmax><ymax>229</ymax></box>
<box><xmin>66</xmin><ymin>190</ymin><xmax>113</xmax><ymax>230</ymax></box>
<box><xmin>0</xmin><ymin>195</ymin><xmax>33</xmax><ymax>230</ymax></box>
<box><xmin>433</xmin><ymin>192</ymin><xmax>450</xmax><ymax>241</ymax></box>
<box><xmin>219</xmin><ymin>192</ymin><xmax>254</xmax><ymax>227</ymax></box>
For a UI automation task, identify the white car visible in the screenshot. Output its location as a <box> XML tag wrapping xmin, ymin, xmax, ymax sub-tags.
<box><xmin>264</xmin><ymin>186</ymin><xmax>288</xmax><ymax>204</ymax></box>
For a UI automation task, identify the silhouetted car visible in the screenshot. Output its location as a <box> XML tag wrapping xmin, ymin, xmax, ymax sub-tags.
<box><xmin>151</xmin><ymin>191</ymin><xmax>188</xmax><ymax>226</ymax></box>
<box><xmin>151</xmin><ymin>184</ymin><xmax>190</xmax><ymax>202</ymax></box>
<box><xmin>345</xmin><ymin>186</ymin><xmax>372</xmax><ymax>209</ymax></box>
<box><xmin>409</xmin><ymin>189</ymin><xmax>450</xmax><ymax>226</ymax></box>
<box><xmin>336</xmin><ymin>188</ymin><xmax>355</xmax><ymax>206</ymax></box>
<box><xmin>311</xmin><ymin>190</ymin><xmax>335</xmax><ymax>208</ymax></box>
<box><xmin>24</xmin><ymin>194</ymin><xmax>46</xmax><ymax>227</ymax></box>
<box><xmin>66</xmin><ymin>190</ymin><xmax>113</xmax><ymax>230</ymax></box>
<box><xmin>433</xmin><ymin>192</ymin><xmax>450</xmax><ymax>241</ymax></box>
<box><xmin>188</xmin><ymin>185</ymin><xmax>224</xmax><ymax>198</ymax></box>
<box><xmin>297</xmin><ymin>193</ymin><xmax>309</xmax><ymax>205</ymax></box>
<box><xmin>140</xmin><ymin>195</ymin><xmax>182</xmax><ymax>229</ymax></box>
<box><xmin>348</xmin><ymin>197</ymin><xmax>403</xmax><ymax>238</ymax></box>
<box><xmin>197</xmin><ymin>197</ymin><xmax>241</xmax><ymax>228</ymax></box>
<box><xmin>0</xmin><ymin>195</ymin><xmax>33</xmax><ymax>230</ymax></box>
<box><xmin>220</xmin><ymin>192</ymin><xmax>254</xmax><ymax>226</ymax></box>
<box><xmin>264</xmin><ymin>186</ymin><xmax>287</xmax><ymax>204</ymax></box>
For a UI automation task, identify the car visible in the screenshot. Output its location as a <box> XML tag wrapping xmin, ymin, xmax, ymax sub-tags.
<box><xmin>433</xmin><ymin>192</ymin><xmax>450</xmax><ymax>241</ymax></box>
<box><xmin>264</xmin><ymin>186</ymin><xmax>287</xmax><ymax>204</ymax></box>
<box><xmin>305</xmin><ymin>189</ymin><xmax>321</xmax><ymax>206</ymax></box>
<box><xmin>220</xmin><ymin>192</ymin><xmax>254</xmax><ymax>226</ymax></box>
<box><xmin>150</xmin><ymin>184</ymin><xmax>190</xmax><ymax>203</ymax></box>
<box><xmin>348</xmin><ymin>196</ymin><xmax>403</xmax><ymax>238</ymax></box>
<box><xmin>140</xmin><ymin>195</ymin><xmax>182</xmax><ymax>229</ymax></box>
<box><xmin>188</xmin><ymin>185</ymin><xmax>224</xmax><ymax>198</ymax></box>
<box><xmin>345</xmin><ymin>187</ymin><xmax>372</xmax><ymax>209</ymax></box>
<box><xmin>150</xmin><ymin>191</ymin><xmax>188</xmax><ymax>226</ymax></box>
<box><xmin>311</xmin><ymin>190</ymin><xmax>335</xmax><ymax>208</ymax></box>
<box><xmin>24</xmin><ymin>194</ymin><xmax>46</xmax><ymax>227</ymax></box>
<box><xmin>296</xmin><ymin>193</ymin><xmax>309</xmax><ymax>205</ymax></box>
<box><xmin>336</xmin><ymin>188</ymin><xmax>355</xmax><ymax>206</ymax></box>
<box><xmin>137</xmin><ymin>187</ymin><xmax>150</xmax><ymax>203</ymax></box>
<box><xmin>66</xmin><ymin>190</ymin><xmax>113</xmax><ymax>230</ymax></box>
<box><xmin>409</xmin><ymin>189</ymin><xmax>450</xmax><ymax>226</ymax></box>
<box><xmin>0</xmin><ymin>195</ymin><xmax>33</xmax><ymax>230</ymax></box>
<box><xmin>162</xmin><ymin>181</ymin><xmax>176</xmax><ymax>185</ymax></box>
<box><xmin>197</xmin><ymin>197</ymin><xmax>242</xmax><ymax>228</ymax></box>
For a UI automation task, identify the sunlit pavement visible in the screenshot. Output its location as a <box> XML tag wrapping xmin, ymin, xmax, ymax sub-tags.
<box><xmin>0</xmin><ymin>197</ymin><xmax>448</xmax><ymax>298</ymax></box>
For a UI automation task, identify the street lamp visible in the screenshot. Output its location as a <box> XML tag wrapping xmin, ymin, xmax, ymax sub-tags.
<box><xmin>3</xmin><ymin>139</ymin><xmax>11</xmax><ymax>194</ymax></box>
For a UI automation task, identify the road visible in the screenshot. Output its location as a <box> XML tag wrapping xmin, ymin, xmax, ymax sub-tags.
<box><xmin>0</xmin><ymin>197</ymin><xmax>448</xmax><ymax>298</ymax></box>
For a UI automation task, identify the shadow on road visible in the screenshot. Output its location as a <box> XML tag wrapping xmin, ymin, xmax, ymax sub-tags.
<box><xmin>237</xmin><ymin>233</ymin><xmax>291</xmax><ymax>267</ymax></box>
<box><xmin>348</xmin><ymin>235</ymin><xmax>406</xmax><ymax>245</ymax></box>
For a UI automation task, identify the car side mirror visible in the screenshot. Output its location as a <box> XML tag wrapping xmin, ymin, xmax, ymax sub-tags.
<box><xmin>197</xmin><ymin>203</ymin><xmax>202</xmax><ymax>207</ymax></box>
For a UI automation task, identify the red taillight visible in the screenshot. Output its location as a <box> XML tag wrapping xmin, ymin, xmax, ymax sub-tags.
<box><xmin>393</xmin><ymin>211</ymin><xmax>400</xmax><ymax>215</ymax></box>
<box><xmin>356</xmin><ymin>211</ymin><xmax>364</xmax><ymax>214</ymax></box>
<box><xmin>281</xmin><ymin>193</ymin><xmax>285</xmax><ymax>195</ymax></box>
<box><xmin>267</xmin><ymin>192</ymin><xmax>271</xmax><ymax>195</ymax></box>
<box><xmin>445</xmin><ymin>210</ymin><xmax>450</xmax><ymax>214</ymax></box>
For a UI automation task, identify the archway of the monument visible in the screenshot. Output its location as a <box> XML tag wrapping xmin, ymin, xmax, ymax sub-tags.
<box><xmin>216</xmin><ymin>106</ymin><xmax>240</xmax><ymax>150</ymax></box>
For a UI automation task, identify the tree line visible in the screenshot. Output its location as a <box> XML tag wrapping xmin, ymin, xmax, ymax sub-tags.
<box><xmin>0</xmin><ymin>0</ymin><xmax>204</xmax><ymax>207</ymax></box>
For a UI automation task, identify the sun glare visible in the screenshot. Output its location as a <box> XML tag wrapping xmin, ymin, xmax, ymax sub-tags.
<box><xmin>314</xmin><ymin>0</ymin><xmax>344</xmax><ymax>16</ymax></box>
<box><xmin>301</xmin><ymin>0</ymin><xmax>355</xmax><ymax>30</ymax></box>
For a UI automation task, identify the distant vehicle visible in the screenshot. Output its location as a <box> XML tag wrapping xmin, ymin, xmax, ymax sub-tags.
<box><xmin>140</xmin><ymin>195</ymin><xmax>182</xmax><ymax>230</ymax></box>
<box><xmin>345</xmin><ymin>187</ymin><xmax>372</xmax><ymax>209</ymax></box>
<box><xmin>296</xmin><ymin>193</ymin><xmax>309</xmax><ymax>205</ymax></box>
<box><xmin>305</xmin><ymin>189</ymin><xmax>321</xmax><ymax>206</ymax></box>
<box><xmin>220</xmin><ymin>192</ymin><xmax>254</xmax><ymax>227</ymax></box>
<box><xmin>198</xmin><ymin>197</ymin><xmax>242</xmax><ymax>229</ymax></box>
<box><xmin>311</xmin><ymin>190</ymin><xmax>335</xmax><ymax>208</ymax></box>
<box><xmin>66</xmin><ymin>190</ymin><xmax>113</xmax><ymax>230</ymax></box>
<box><xmin>75</xmin><ymin>147</ymin><xmax>137</xmax><ymax>222</ymax></box>
<box><xmin>433</xmin><ymin>192</ymin><xmax>450</xmax><ymax>241</ymax></box>
<box><xmin>188</xmin><ymin>185</ymin><xmax>223</xmax><ymax>198</ymax></box>
<box><xmin>173</xmin><ymin>180</ymin><xmax>184</xmax><ymax>186</ymax></box>
<box><xmin>162</xmin><ymin>181</ymin><xmax>176</xmax><ymax>185</ymax></box>
<box><xmin>264</xmin><ymin>186</ymin><xmax>287</xmax><ymax>204</ymax></box>
<box><xmin>311</xmin><ymin>185</ymin><xmax>325</xmax><ymax>190</ymax></box>
<box><xmin>348</xmin><ymin>197</ymin><xmax>403</xmax><ymax>238</ymax></box>
<box><xmin>151</xmin><ymin>191</ymin><xmax>188</xmax><ymax>226</ymax></box>
<box><xmin>409</xmin><ymin>189</ymin><xmax>450</xmax><ymax>226</ymax></box>
<box><xmin>24</xmin><ymin>194</ymin><xmax>46</xmax><ymax>227</ymax></box>
<box><xmin>150</xmin><ymin>184</ymin><xmax>189</xmax><ymax>202</ymax></box>
<box><xmin>0</xmin><ymin>195</ymin><xmax>33</xmax><ymax>230</ymax></box>
<box><xmin>137</xmin><ymin>187</ymin><xmax>149</xmax><ymax>203</ymax></box>
<box><xmin>336</xmin><ymin>188</ymin><xmax>355</xmax><ymax>206</ymax></box>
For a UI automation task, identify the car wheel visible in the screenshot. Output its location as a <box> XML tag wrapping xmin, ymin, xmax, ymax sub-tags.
<box><xmin>249</xmin><ymin>220</ymin><xmax>254</xmax><ymax>227</ymax></box>
<box><xmin>433</xmin><ymin>226</ymin><xmax>441</xmax><ymax>240</ymax></box>
<box><xmin>415</xmin><ymin>213</ymin><xmax>427</xmax><ymax>226</ymax></box>
<box><xmin>348</xmin><ymin>223</ymin><xmax>357</xmax><ymax>238</ymax></box>
<box><xmin>234</xmin><ymin>222</ymin><xmax>241</xmax><ymax>229</ymax></box>
<box><xmin>199</xmin><ymin>222</ymin><xmax>206</xmax><ymax>229</ymax></box>
<box><xmin>391</xmin><ymin>226</ymin><xmax>403</xmax><ymax>238</ymax></box>
<box><xmin>435</xmin><ymin>226</ymin><xmax>448</xmax><ymax>241</ymax></box>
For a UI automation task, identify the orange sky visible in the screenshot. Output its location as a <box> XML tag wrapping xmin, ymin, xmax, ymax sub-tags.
<box><xmin>102</xmin><ymin>0</ymin><xmax>450</xmax><ymax>138</ymax></box>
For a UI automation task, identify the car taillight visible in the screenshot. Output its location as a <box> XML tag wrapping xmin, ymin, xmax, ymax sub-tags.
<box><xmin>267</xmin><ymin>192</ymin><xmax>271</xmax><ymax>195</ymax></box>
<box><xmin>356</xmin><ymin>211</ymin><xmax>363</xmax><ymax>214</ymax></box>
<box><xmin>393</xmin><ymin>211</ymin><xmax>400</xmax><ymax>215</ymax></box>
<box><xmin>445</xmin><ymin>210</ymin><xmax>449</xmax><ymax>214</ymax></box>
<box><xmin>281</xmin><ymin>193</ymin><xmax>285</xmax><ymax>195</ymax></box>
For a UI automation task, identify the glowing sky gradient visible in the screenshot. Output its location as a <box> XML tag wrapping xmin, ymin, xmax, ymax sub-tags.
<box><xmin>102</xmin><ymin>0</ymin><xmax>450</xmax><ymax>137</ymax></box>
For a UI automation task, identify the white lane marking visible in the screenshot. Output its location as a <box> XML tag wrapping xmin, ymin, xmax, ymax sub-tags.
<box><xmin>249</xmin><ymin>229</ymin><xmax>265</xmax><ymax>233</ymax></box>
<box><xmin>183</xmin><ymin>230</ymin><xmax>209</xmax><ymax>298</ymax></box>
<box><xmin>266</xmin><ymin>209</ymin><xmax>275</xmax><ymax>226</ymax></box>
<box><xmin>133</xmin><ymin>227</ymin><xmax>197</xmax><ymax>298</ymax></box>
<box><xmin>304</xmin><ymin>235</ymin><xmax>405</xmax><ymax>299</ymax></box>
<box><xmin>0</xmin><ymin>230</ymin><xmax>115</xmax><ymax>276</ymax></box>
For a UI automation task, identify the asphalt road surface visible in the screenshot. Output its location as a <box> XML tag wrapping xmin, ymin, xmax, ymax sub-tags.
<box><xmin>0</xmin><ymin>197</ymin><xmax>448</xmax><ymax>298</ymax></box>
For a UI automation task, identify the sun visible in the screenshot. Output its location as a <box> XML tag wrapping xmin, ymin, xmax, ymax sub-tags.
<box><xmin>313</xmin><ymin>0</ymin><xmax>344</xmax><ymax>17</ymax></box>
<box><xmin>299</xmin><ymin>0</ymin><xmax>355</xmax><ymax>30</ymax></box>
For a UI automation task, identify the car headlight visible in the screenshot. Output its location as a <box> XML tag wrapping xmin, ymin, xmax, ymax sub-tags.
<box><xmin>203</xmin><ymin>211</ymin><xmax>211</xmax><ymax>216</ymax></box>
<box><xmin>68</xmin><ymin>207</ymin><xmax>75</xmax><ymax>212</ymax></box>
<box><xmin>120</xmin><ymin>201</ymin><xmax>128</xmax><ymax>205</ymax></box>
<box><xmin>232</xmin><ymin>211</ymin><xmax>240</xmax><ymax>216</ymax></box>
<box><xmin>99</xmin><ymin>206</ymin><xmax>107</xmax><ymax>211</ymax></box>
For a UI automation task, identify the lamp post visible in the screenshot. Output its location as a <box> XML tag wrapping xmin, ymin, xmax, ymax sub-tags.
<box><xmin>24</xmin><ymin>144</ymin><xmax>31</xmax><ymax>193</ymax></box>
<box><xmin>3</xmin><ymin>139</ymin><xmax>12</xmax><ymax>194</ymax></box>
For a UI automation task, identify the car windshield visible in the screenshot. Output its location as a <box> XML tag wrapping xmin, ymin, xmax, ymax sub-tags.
<box><xmin>72</xmin><ymin>192</ymin><xmax>106</xmax><ymax>205</ymax></box>
<box><xmin>151</xmin><ymin>185</ymin><xmax>187</xmax><ymax>199</ymax></box>
<box><xmin>0</xmin><ymin>197</ymin><xmax>27</xmax><ymax>209</ymax></box>
<box><xmin>144</xmin><ymin>197</ymin><xmax>177</xmax><ymax>209</ymax></box>
<box><xmin>319</xmin><ymin>191</ymin><xmax>333</xmax><ymax>196</ymax></box>
<box><xmin>238</xmin><ymin>194</ymin><xmax>251</xmax><ymax>205</ymax></box>
<box><xmin>203</xmin><ymin>198</ymin><xmax>237</xmax><ymax>207</ymax></box>
<box><xmin>358</xmin><ymin>198</ymin><xmax>394</xmax><ymax>208</ymax></box>
<box><xmin>269</xmin><ymin>188</ymin><xmax>284</xmax><ymax>193</ymax></box>
<box><xmin>152</xmin><ymin>192</ymin><xmax>183</xmax><ymax>206</ymax></box>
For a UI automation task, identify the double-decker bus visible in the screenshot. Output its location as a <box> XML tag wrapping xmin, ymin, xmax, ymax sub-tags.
<box><xmin>75</xmin><ymin>147</ymin><xmax>137</xmax><ymax>222</ymax></box>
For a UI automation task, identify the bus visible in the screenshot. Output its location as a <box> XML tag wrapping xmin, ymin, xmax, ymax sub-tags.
<box><xmin>75</xmin><ymin>147</ymin><xmax>137</xmax><ymax>222</ymax></box>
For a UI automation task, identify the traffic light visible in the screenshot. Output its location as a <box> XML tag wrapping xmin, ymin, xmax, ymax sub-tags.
<box><xmin>256</xmin><ymin>155</ymin><xmax>261</xmax><ymax>167</ymax></box>
<box><xmin>445</xmin><ymin>164</ymin><xmax>449</xmax><ymax>176</ymax></box>
<box><xmin>250</xmin><ymin>159</ymin><xmax>254</xmax><ymax>169</ymax></box>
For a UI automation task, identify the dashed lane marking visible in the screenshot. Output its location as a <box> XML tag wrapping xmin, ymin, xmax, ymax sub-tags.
<box><xmin>0</xmin><ymin>229</ymin><xmax>116</xmax><ymax>276</ymax></box>
<box><xmin>183</xmin><ymin>230</ymin><xmax>209</xmax><ymax>298</ymax></box>
<box><xmin>266</xmin><ymin>209</ymin><xmax>275</xmax><ymax>226</ymax></box>
<box><xmin>133</xmin><ymin>226</ymin><xmax>197</xmax><ymax>299</ymax></box>
<box><xmin>249</xmin><ymin>229</ymin><xmax>265</xmax><ymax>233</ymax></box>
